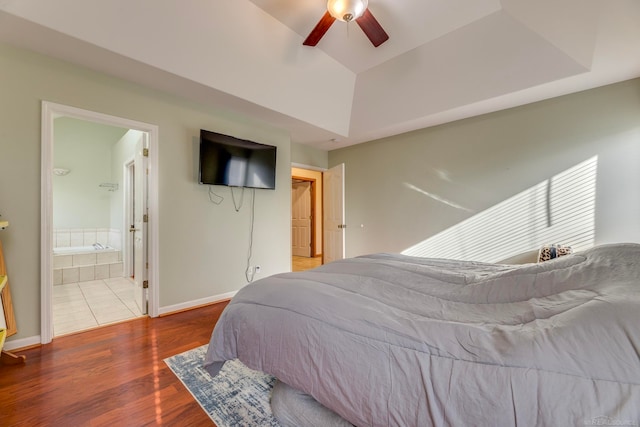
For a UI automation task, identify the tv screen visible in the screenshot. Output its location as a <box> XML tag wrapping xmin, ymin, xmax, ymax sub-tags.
<box><xmin>199</xmin><ymin>129</ymin><xmax>277</xmax><ymax>189</ymax></box>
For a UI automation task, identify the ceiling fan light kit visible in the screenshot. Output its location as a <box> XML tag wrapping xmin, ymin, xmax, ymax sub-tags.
<box><xmin>303</xmin><ymin>0</ymin><xmax>388</xmax><ymax>48</ymax></box>
<box><xmin>327</xmin><ymin>0</ymin><xmax>368</xmax><ymax>22</ymax></box>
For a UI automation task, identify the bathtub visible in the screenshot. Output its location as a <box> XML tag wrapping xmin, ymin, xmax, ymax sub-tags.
<box><xmin>53</xmin><ymin>244</ymin><xmax>117</xmax><ymax>255</ymax></box>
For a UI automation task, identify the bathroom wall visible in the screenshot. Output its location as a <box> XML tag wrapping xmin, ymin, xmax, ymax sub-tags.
<box><xmin>53</xmin><ymin>117</ymin><xmax>133</xmax><ymax>251</ymax></box>
<box><xmin>53</xmin><ymin>117</ymin><xmax>128</xmax><ymax>230</ymax></box>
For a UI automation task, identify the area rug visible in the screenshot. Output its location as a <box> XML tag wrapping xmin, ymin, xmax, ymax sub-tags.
<box><xmin>164</xmin><ymin>344</ymin><xmax>280</xmax><ymax>426</ymax></box>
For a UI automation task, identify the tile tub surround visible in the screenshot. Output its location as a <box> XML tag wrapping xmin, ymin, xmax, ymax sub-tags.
<box><xmin>54</xmin><ymin>248</ymin><xmax>124</xmax><ymax>285</ymax></box>
<box><xmin>53</xmin><ymin>228</ymin><xmax>122</xmax><ymax>250</ymax></box>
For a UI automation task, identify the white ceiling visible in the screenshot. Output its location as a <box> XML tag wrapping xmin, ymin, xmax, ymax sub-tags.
<box><xmin>1</xmin><ymin>0</ymin><xmax>639</xmax><ymax>150</ymax></box>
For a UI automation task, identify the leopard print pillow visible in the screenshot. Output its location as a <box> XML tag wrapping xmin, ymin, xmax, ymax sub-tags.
<box><xmin>538</xmin><ymin>244</ymin><xmax>572</xmax><ymax>263</ymax></box>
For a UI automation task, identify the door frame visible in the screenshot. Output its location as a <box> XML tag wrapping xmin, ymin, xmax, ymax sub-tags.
<box><xmin>123</xmin><ymin>158</ymin><xmax>135</xmax><ymax>278</ymax></box>
<box><xmin>291</xmin><ymin>176</ymin><xmax>316</xmax><ymax>257</ymax></box>
<box><xmin>40</xmin><ymin>101</ymin><xmax>160</xmax><ymax>344</ymax></box>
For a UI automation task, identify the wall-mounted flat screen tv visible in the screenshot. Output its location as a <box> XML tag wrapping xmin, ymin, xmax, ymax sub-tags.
<box><xmin>199</xmin><ymin>129</ymin><xmax>277</xmax><ymax>190</ymax></box>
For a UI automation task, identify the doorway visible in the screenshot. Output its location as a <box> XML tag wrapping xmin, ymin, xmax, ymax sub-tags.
<box><xmin>41</xmin><ymin>102</ymin><xmax>159</xmax><ymax>344</ymax></box>
<box><xmin>292</xmin><ymin>179</ymin><xmax>313</xmax><ymax>258</ymax></box>
<box><xmin>290</xmin><ymin>164</ymin><xmax>345</xmax><ymax>270</ymax></box>
<box><xmin>291</xmin><ymin>167</ymin><xmax>323</xmax><ymax>272</ymax></box>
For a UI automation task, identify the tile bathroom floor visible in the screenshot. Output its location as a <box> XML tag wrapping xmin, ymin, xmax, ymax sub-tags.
<box><xmin>53</xmin><ymin>277</ymin><xmax>144</xmax><ymax>336</ymax></box>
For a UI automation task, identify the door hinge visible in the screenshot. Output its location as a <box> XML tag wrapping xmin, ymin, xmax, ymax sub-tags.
<box><xmin>146</xmin><ymin>262</ymin><xmax>149</xmax><ymax>269</ymax></box>
<box><xmin>143</xmin><ymin>148</ymin><xmax>149</xmax><ymax>157</ymax></box>
<box><xmin>143</xmin><ymin>280</ymin><xmax>149</xmax><ymax>289</ymax></box>
<box><xmin>143</xmin><ymin>214</ymin><xmax>148</xmax><ymax>223</ymax></box>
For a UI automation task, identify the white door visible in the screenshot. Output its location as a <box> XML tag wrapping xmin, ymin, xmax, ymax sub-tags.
<box><xmin>132</xmin><ymin>134</ymin><xmax>148</xmax><ymax>314</ymax></box>
<box><xmin>323</xmin><ymin>164</ymin><xmax>345</xmax><ymax>263</ymax></box>
<box><xmin>292</xmin><ymin>181</ymin><xmax>312</xmax><ymax>257</ymax></box>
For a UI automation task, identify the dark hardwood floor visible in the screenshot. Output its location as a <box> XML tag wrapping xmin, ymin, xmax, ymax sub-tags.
<box><xmin>0</xmin><ymin>301</ymin><xmax>229</xmax><ymax>426</ymax></box>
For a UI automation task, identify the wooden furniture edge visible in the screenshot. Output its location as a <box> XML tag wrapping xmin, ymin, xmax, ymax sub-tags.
<box><xmin>1</xmin><ymin>350</ymin><xmax>27</xmax><ymax>365</ymax></box>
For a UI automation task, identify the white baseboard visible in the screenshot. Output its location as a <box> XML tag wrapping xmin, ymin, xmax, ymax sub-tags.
<box><xmin>3</xmin><ymin>335</ymin><xmax>42</xmax><ymax>351</ymax></box>
<box><xmin>158</xmin><ymin>291</ymin><xmax>236</xmax><ymax>316</ymax></box>
<box><xmin>2</xmin><ymin>293</ymin><xmax>235</xmax><ymax>350</ymax></box>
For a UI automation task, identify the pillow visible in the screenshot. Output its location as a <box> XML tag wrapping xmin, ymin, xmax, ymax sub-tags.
<box><xmin>538</xmin><ymin>244</ymin><xmax>572</xmax><ymax>263</ymax></box>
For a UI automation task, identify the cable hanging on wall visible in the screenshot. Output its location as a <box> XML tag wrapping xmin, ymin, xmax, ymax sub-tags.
<box><xmin>204</xmin><ymin>184</ymin><xmax>257</xmax><ymax>283</ymax></box>
<box><xmin>230</xmin><ymin>186</ymin><xmax>245</xmax><ymax>212</ymax></box>
<box><xmin>245</xmin><ymin>188</ymin><xmax>256</xmax><ymax>283</ymax></box>
<box><xmin>208</xmin><ymin>186</ymin><xmax>223</xmax><ymax>205</ymax></box>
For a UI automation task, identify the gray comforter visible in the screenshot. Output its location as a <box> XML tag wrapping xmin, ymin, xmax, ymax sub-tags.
<box><xmin>204</xmin><ymin>244</ymin><xmax>640</xmax><ymax>426</ymax></box>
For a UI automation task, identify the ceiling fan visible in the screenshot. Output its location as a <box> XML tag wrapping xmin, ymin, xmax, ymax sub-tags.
<box><xmin>303</xmin><ymin>0</ymin><xmax>389</xmax><ymax>48</ymax></box>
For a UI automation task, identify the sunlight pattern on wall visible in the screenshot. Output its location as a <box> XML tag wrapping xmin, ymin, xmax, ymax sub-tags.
<box><xmin>402</xmin><ymin>156</ymin><xmax>598</xmax><ymax>263</ymax></box>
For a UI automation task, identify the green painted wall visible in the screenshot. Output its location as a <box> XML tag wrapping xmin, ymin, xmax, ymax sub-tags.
<box><xmin>330</xmin><ymin>79</ymin><xmax>640</xmax><ymax>257</ymax></box>
<box><xmin>291</xmin><ymin>142</ymin><xmax>329</xmax><ymax>169</ymax></box>
<box><xmin>0</xmin><ymin>43</ymin><xmax>291</xmax><ymax>342</ymax></box>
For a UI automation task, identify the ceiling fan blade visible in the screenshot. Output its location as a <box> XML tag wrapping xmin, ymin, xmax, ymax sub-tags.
<box><xmin>356</xmin><ymin>9</ymin><xmax>389</xmax><ymax>47</ymax></box>
<box><xmin>303</xmin><ymin>11</ymin><xmax>336</xmax><ymax>46</ymax></box>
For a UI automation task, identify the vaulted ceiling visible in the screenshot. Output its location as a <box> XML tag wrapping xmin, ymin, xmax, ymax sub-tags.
<box><xmin>1</xmin><ymin>0</ymin><xmax>639</xmax><ymax>150</ymax></box>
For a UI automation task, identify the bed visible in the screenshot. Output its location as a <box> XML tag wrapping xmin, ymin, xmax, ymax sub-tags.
<box><xmin>204</xmin><ymin>243</ymin><xmax>640</xmax><ymax>426</ymax></box>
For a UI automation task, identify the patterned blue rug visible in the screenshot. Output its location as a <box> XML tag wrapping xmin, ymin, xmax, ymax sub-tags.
<box><xmin>164</xmin><ymin>345</ymin><xmax>280</xmax><ymax>426</ymax></box>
